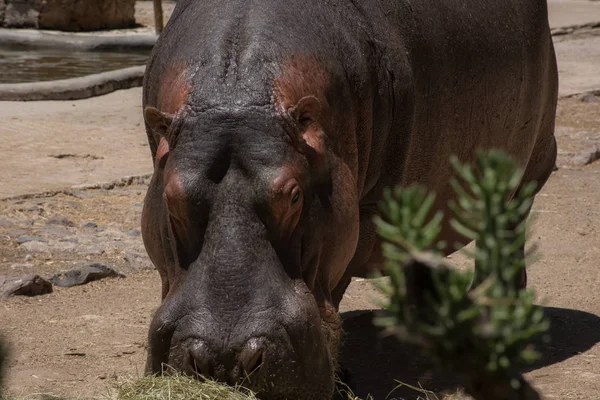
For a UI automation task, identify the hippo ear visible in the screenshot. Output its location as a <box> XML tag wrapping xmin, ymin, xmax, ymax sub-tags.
<box><xmin>144</xmin><ymin>106</ymin><xmax>175</xmax><ymax>136</ymax></box>
<box><xmin>288</xmin><ymin>95</ymin><xmax>322</xmax><ymax>129</ymax></box>
<box><xmin>288</xmin><ymin>96</ymin><xmax>327</xmax><ymax>168</ymax></box>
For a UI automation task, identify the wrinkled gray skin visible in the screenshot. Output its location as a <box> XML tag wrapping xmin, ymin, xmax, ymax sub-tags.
<box><xmin>141</xmin><ymin>0</ymin><xmax>557</xmax><ymax>398</ymax></box>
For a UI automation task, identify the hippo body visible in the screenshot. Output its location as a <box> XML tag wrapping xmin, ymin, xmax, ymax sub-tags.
<box><xmin>141</xmin><ymin>0</ymin><xmax>557</xmax><ymax>398</ymax></box>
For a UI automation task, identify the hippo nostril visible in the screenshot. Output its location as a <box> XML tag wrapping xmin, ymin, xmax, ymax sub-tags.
<box><xmin>186</xmin><ymin>340</ymin><xmax>212</xmax><ymax>378</ymax></box>
<box><xmin>239</xmin><ymin>338</ymin><xmax>265</xmax><ymax>378</ymax></box>
<box><xmin>244</xmin><ymin>347</ymin><xmax>263</xmax><ymax>373</ymax></box>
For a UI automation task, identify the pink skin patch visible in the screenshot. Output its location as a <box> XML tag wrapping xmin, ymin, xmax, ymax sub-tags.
<box><xmin>157</xmin><ymin>63</ymin><xmax>191</xmax><ymax>115</ymax></box>
<box><xmin>155</xmin><ymin>137</ymin><xmax>170</xmax><ymax>169</ymax></box>
<box><xmin>270</xmin><ymin>167</ymin><xmax>305</xmax><ymax>240</ymax></box>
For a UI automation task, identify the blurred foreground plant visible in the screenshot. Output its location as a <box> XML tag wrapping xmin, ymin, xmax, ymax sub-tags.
<box><xmin>374</xmin><ymin>150</ymin><xmax>550</xmax><ymax>400</ymax></box>
<box><xmin>0</xmin><ymin>337</ymin><xmax>7</xmax><ymax>399</ymax></box>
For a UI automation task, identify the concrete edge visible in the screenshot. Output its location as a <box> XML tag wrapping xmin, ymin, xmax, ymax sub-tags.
<box><xmin>0</xmin><ymin>174</ymin><xmax>153</xmax><ymax>202</ymax></box>
<box><xmin>0</xmin><ymin>65</ymin><xmax>146</xmax><ymax>101</ymax></box>
<box><xmin>0</xmin><ymin>19</ymin><xmax>595</xmax><ymax>51</ymax></box>
<box><xmin>551</xmin><ymin>21</ymin><xmax>600</xmax><ymax>36</ymax></box>
<box><xmin>0</xmin><ymin>28</ymin><xmax>157</xmax><ymax>51</ymax></box>
<box><xmin>559</xmin><ymin>88</ymin><xmax>600</xmax><ymax>100</ymax></box>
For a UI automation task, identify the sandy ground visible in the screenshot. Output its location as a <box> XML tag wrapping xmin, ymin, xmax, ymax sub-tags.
<box><xmin>1</xmin><ymin>2</ymin><xmax>600</xmax><ymax>399</ymax></box>
<box><xmin>0</xmin><ymin>88</ymin><xmax>151</xmax><ymax>199</ymax></box>
<box><xmin>547</xmin><ymin>0</ymin><xmax>600</xmax><ymax>28</ymax></box>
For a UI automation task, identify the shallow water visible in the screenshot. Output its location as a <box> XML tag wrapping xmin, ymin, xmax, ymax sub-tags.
<box><xmin>0</xmin><ymin>44</ymin><xmax>149</xmax><ymax>83</ymax></box>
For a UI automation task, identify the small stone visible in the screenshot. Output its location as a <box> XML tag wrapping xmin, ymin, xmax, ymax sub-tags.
<box><xmin>8</xmin><ymin>230</ymin><xmax>28</xmax><ymax>238</ymax></box>
<box><xmin>125</xmin><ymin>229</ymin><xmax>141</xmax><ymax>237</ymax></box>
<box><xmin>54</xmin><ymin>241</ymin><xmax>77</xmax><ymax>251</ymax></box>
<box><xmin>59</xmin><ymin>238</ymin><xmax>79</xmax><ymax>244</ymax></box>
<box><xmin>44</xmin><ymin>225</ymin><xmax>71</xmax><ymax>238</ymax></box>
<box><xmin>82</xmin><ymin>222</ymin><xmax>98</xmax><ymax>229</ymax></box>
<box><xmin>10</xmin><ymin>263</ymin><xmax>34</xmax><ymax>270</ymax></box>
<box><xmin>46</xmin><ymin>216</ymin><xmax>76</xmax><ymax>227</ymax></box>
<box><xmin>19</xmin><ymin>205</ymin><xmax>42</xmax><ymax>213</ymax></box>
<box><xmin>0</xmin><ymin>274</ymin><xmax>53</xmax><ymax>299</ymax></box>
<box><xmin>98</xmin><ymin>228</ymin><xmax>126</xmax><ymax>240</ymax></box>
<box><xmin>50</xmin><ymin>263</ymin><xmax>125</xmax><ymax>288</ymax></box>
<box><xmin>571</xmin><ymin>145</ymin><xmax>600</xmax><ymax>166</ymax></box>
<box><xmin>580</xmin><ymin>93</ymin><xmax>600</xmax><ymax>103</ymax></box>
<box><xmin>69</xmin><ymin>190</ymin><xmax>91</xmax><ymax>199</ymax></box>
<box><xmin>77</xmin><ymin>245</ymin><xmax>106</xmax><ymax>256</ymax></box>
<box><xmin>20</xmin><ymin>241</ymin><xmax>51</xmax><ymax>256</ymax></box>
<box><xmin>24</xmin><ymin>254</ymin><xmax>33</xmax><ymax>262</ymax></box>
<box><xmin>66</xmin><ymin>201</ymin><xmax>81</xmax><ymax>209</ymax></box>
<box><xmin>124</xmin><ymin>250</ymin><xmax>154</xmax><ymax>271</ymax></box>
<box><xmin>17</xmin><ymin>236</ymin><xmax>46</xmax><ymax>244</ymax></box>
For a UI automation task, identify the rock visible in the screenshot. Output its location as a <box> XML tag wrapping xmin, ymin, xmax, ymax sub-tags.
<box><xmin>124</xmin><ymin>250</ymin><xmax>154</xmax><ymax>271</ymax></box>
<box><xmin>17</xmin><ymin>236</ymin><xmax>46</xmax><ymax>244</ymax></box>
<box><xmin>43</xmin><ymin>224</ymin><xmax>72</xmax><ymax>238</ymax></box>
<box><xmin>19</xmin><ymin>242</ymin><xmax>52</xmax><ymax>260</ymax></box>
<box><xmin>76</xmin><ymin>245</ymin><xmax>106</xmax><ymax>256</ymax></box>
<box><xmin>0</xmin><ymin>274</ymin><xmax>53</xmax><ymax>299</ymax></box>
<box><xmin>46</xmin><ymin>216</ymin><xmax>76</xmax><ymax>227</ymax></box>
<box><xmin>18</xmin><ymin>205</ymin><xmax>42</xmax><ymax>213</ymax></box>
<box><xmin>2</xmin><ymin>0</ymin><xmax>41</xmax><ymax>28</ymax></box>
<box><xmin>7</xmin><ymin>229</ymin><xmax>27</xmax><ymax>238</ymax></box>
<box><xmin>66</xmin><ymin>201</ymin><xmax>81</xmax><ymax>209</ymax></box>
<box><xmin>580</xmin><ymin>93</ymin><xmax>600</xmax><ymax>103</ymax></box>
<box><xmin>98</xmin><ymin>228</ymin><xmax>126</xmax><ymax>240</ymax></box>
<box><xmin>69</xmin><ymin>190</ymin><xmax>91</xmax><ymax>199</ymax></box>
<box><xmin>570</xmin><ymin>145</ymin><xmax>600</xmax><ymax>166</ymax></box>
<box><xmin>10</xmin><ymin>263</ymin><xmax>34</xmax><ymax>270</ymax></box>
<box><xmin>1</xmin><ymin>0</ymin><xmax>136</xmax><ymax>31</ymax></box>
<box><xmin>19</xmin><ymin>240</ymin><xmax>49</xmax><ymax>253</ymax></box>
<box><xmin>125</xmin><ymin>229</ymin><xmax>141</xmax><ymax>237</ymax></box>
<box><xmin>49</xmin><ymin>263</ymin><xmax>125</xmax><ymax>287</ymax></box>
<box><xmin>82</xmin><ymin>222</ymin><xmax>98</xmax><ymax>229</ymax></box>
<box><xmin>53</xmin><ymin>240</ymin><xmax>77</xmax><ymax>252</ymax></box>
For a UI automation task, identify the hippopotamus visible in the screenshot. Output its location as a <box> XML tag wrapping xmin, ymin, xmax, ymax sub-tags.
<box><xmin>141</xmin><ymin>0</ymin><xmax>557</xmax><ymax>398</ymax></box>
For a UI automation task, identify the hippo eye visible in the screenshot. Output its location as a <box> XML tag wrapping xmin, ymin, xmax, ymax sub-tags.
<box><xmin>291</xmin><ymin>189</ymin><xmax>301</xmax><ymax>204</ymax></box>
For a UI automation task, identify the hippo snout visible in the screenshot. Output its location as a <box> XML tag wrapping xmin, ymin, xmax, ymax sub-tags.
<box><xmin>181</xmin><ymin>337</ymin><xmax>270</xmax><ymax>385</ymax></box>
<box><xmin>146</xmin><ymin>277</ymin><xmax>337</xmax><ymax>399</ymax></box>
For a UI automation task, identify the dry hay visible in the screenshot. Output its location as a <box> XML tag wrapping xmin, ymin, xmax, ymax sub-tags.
<box><xmin>116</xmin><ymin>375</ymin><xmax>259</xmax><ymax>400</ymax></box>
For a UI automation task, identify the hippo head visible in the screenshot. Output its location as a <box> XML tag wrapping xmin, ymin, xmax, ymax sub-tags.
<box><xmin>141</xmin><ymin>75</ymin><xmax>360</xmax><ymax>399</ymax></box>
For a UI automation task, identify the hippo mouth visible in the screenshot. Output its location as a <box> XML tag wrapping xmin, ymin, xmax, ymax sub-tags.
<box><xmin>145</xmin><ymin>281</ymin><xmax>339</xmax><ymax>400</ymax></box>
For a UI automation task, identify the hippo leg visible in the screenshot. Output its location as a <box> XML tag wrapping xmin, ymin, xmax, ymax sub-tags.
<box><xmin>473</xmin><ymin>134</ymin><xmax>557</xmax><ymax>290</ymax></box>
<box><xmin>332</xmin><ymin>204</ymin><xmax>382</xmax><ymax>308</ymax></box>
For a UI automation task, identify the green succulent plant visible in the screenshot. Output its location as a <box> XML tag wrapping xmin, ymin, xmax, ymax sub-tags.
<box><xmin>374</xmin><ymin>150</ymin><xmax>550</xmax><ymax>400</ymax></box>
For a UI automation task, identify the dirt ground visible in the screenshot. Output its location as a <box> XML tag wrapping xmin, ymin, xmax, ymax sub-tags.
<box><xmin>1</xmin><ymin>3</ymin><xmax>600</xmax><ymax>400</ymax></box>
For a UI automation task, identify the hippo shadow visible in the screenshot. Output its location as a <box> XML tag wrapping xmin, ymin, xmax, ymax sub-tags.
<box><xmin>339</xmin><ymin>307</ymin><xmax>600</xmax><ymax>399</ymax></box>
